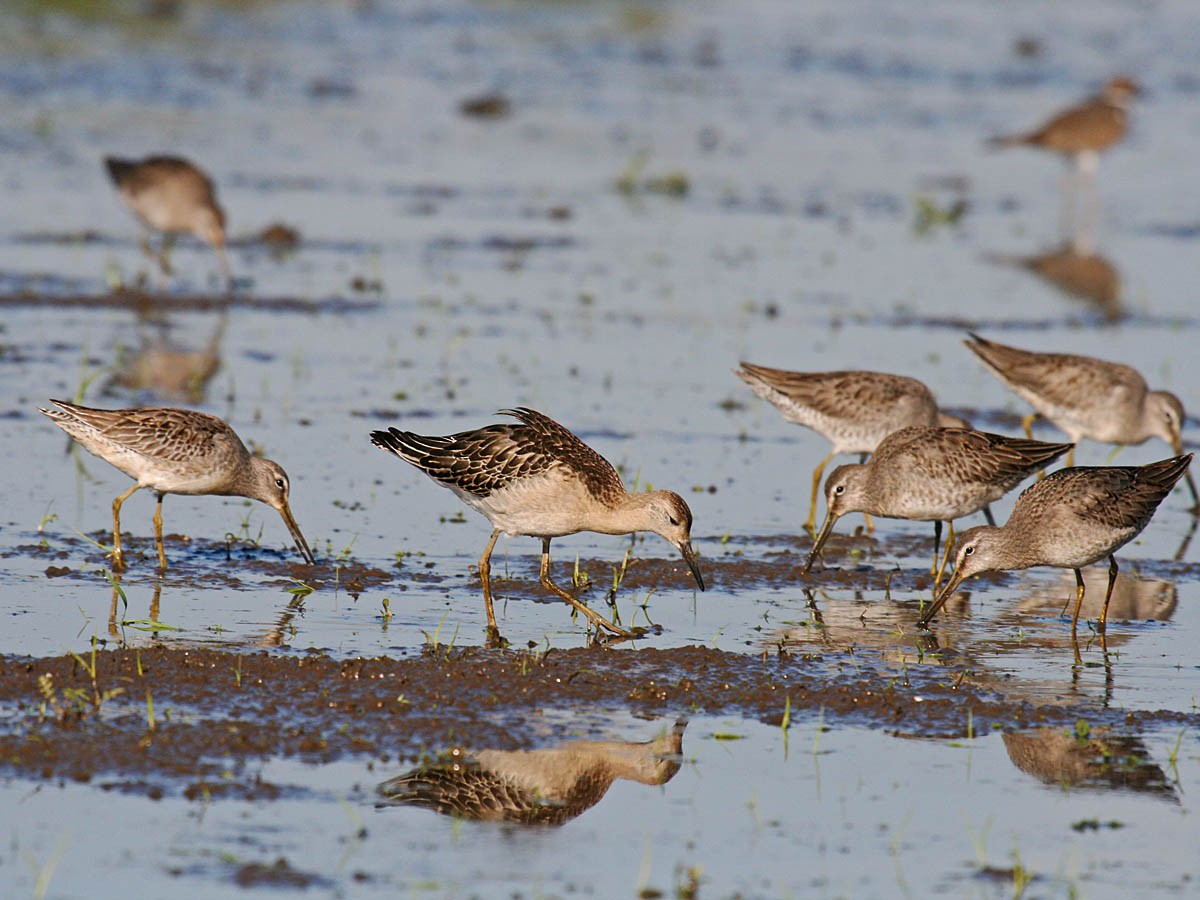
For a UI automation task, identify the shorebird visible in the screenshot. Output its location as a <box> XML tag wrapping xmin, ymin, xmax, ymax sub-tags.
<box><xmin>988</xmin><ymin>76</ymin><xmax>1140</xmax><ymax>241</ymax></box>
<box><xmin>376</xmin><ymin>719</ymin><xmax>686</xmax><ymax>825</ymax></box>
<box><xmin>964</xmin><ymin>332</ymin><xmax>1197</xmax><ymax>506</ymax></box>
<box><xmin>918</xmin><ymin>455</ymin><xmax>1192</xmax><ymax>634</ymax></box>
<box><xmin>735</xmin><ymin>363</ymin><xmax>971</xmax><ymax>533</ymax></box>
<box><xmin>804</xmin><ymin>426</ymin><xmax>1071</xmax><ymax>580</ymax></box>
<box><xmin>370</xmin><ymin>407</ymin><xmax>705</xmax><ymax>641</ymax></box>
<box><xmin>989</xmin><ymin>75</ymin><xmax>1139</xmax><ymax>160</ymax></box>
<box><xmin>41</xmin><ymin>399</ymin><xmax>314</xmax><ymax>570</ymax></box>
<box><xmin>104</xmin><ymin>155</ymin><xmax>231</xmax><ymax>287</ymax></box>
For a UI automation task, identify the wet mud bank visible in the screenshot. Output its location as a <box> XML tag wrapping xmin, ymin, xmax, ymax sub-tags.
<box><xmin>0</xmin><ymin>644</ymin><xmax>1188</xmax><ymax>799</ymax></box>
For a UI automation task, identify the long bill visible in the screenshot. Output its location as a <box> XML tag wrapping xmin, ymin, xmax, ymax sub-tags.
<box><xmin>803</xmin><ymin>511</ymin><xmax>840</xmax><ymax>573</ymax></box>
<box><xmin>677</xmin><ymin>541</ymin><xmax>706</xmax><ymax>591</ymax></box>
<box><xmin>278</xmin><ymin>502</ymin><xmax>316</xmax><ymax>565</ymax></box>
<box><xmin>916</xmin><ymin>567</ymin><xmax>968</xmax><ymax>628</ymax></box>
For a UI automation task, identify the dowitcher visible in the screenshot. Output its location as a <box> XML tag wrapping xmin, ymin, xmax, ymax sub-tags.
<box><xmin>104</xmin><ymin>155</ymin><xmax>231</xmax><ymax>286</ymax></box>
<box><xmin>803</xmin><ymin>426</ymin><xmax>1071</xmax><ymax>579</ymax></box>
<box><xmin>918</xmin><ymin>454</ymin><xmax>1192</xmax><ymax>633</ymax></box>
<box><xmin>964</xmin><ymin>332</ymin><xmax>1198</xmax><ymax>505</ymax></box>
<box><xmin>41</xmin><ymin>399</ymin><xmax>314</xmax><ymax>570</ymax></box>
<box><xmin>735</xmin><ymin>363</ymin><xmax>971</xmax><ymax>533</ymax></box>
<box><xmin>370</xmin><ymin>407</ymin><xmax>704</xmax><ymax>641</ymax></box>
<box><xmin>376</xmin><ymin>719</ymin><xmax>686</xmax><ymax>825</ymax></box>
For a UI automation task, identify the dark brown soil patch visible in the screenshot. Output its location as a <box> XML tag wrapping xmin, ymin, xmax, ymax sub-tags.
<box><xmin>0</xmin><ymin>644</ymin><xmax>1191</xmax><ymax>800</ymax></box>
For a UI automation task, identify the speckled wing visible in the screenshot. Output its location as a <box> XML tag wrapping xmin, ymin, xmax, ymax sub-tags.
<box><xmin>370</xmin><ymin>407</ymin><xmax>624</xmax><ymax>502</ymax></box>
<box><xmin>966</xmin><ymin>335</ymin><xmax>1145</xmax><ymax>411</ymax></box>
<box><xmin>737</xmin><ymin>364</ymin><xmax>929</xmax><ymax>421</ymax></box>
<box><xmin>872</xmin><ymin>426</ymin><xmax>1071</xmax><ymax>489</ymax></box>
<box><xmin>1021</xmin><ymin>457</ymin><xmax>1192</xmax><ymax>532</ymax></box>
<box><xmin>44</xmin><ymin>400</ymin><xmax>245</xmax><ymax>464</ymax></box>
<box><xmin>376</xmin><ymin>761</ymin><xmax>574</xmax><ymax>825</ymax></box>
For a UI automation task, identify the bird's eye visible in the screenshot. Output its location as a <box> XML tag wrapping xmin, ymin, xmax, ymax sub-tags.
<box><xmin>275</xmin><ymin>478</ymin><xmax>286</xmax><ymax>489</ymax></box>
<box><xmin>963</xmin><ymin>545</ymin><xmax>974</xmax><ymax>556</ymax></box>
<box><xmin>668</xmin><ymin>516</ymin><xmax>679</xmax><ymax>527</ymax></box>
<box><xmin>834</xmin><ymin>485</ymin><xmax>846</xmax><ymax>495</ymax></box>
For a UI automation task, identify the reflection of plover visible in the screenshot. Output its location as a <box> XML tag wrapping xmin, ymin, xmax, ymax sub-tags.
<box><xmin>370</xmin><ymin>407</ymin><xmax>705</xmax><ymax>642</ymax></box>
<box><xmin>804</xmin><ymin>426</ymin><xmax>1071</xmax><ymax>581</ymax></box>
<box><xmin>964</xmin><ymin>333</ymin><xmax>1198</xmax><ymax>505</ymax></box>
<box><xmin>41</xmin><ymin>399</ymin><xmax>313</xmax><ymax>571</ymax></box>
<box><xmin>734</xmin><ymin>363</ymin><xmax>970</xmax><ymax>534</ymax></box>
<box><xmin>988</xmin><ymin>75</ymin><xmax>1139</xmax><ymax>164</ymax></box>
<box><xmin>921</xmin><ymin>455</ymin><xmax>1192</xmax><ymax>634</ymax></box>
<box><xmin>104</xmin><ymin>155</ymin><xmax>231</xmax><ymax>286</ymax></box>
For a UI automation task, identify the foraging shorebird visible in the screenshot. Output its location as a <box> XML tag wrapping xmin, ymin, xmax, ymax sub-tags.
<box><xmin>104</xmin><ymin>155</ymin><xmax>231</xmax><ymax>287</ymax></box>
<box><xmin>370</xmin><ymin>407</ymin><xmax>705</xmax><ymax>641</ymax></box>
<box><xmin>41</xmin><ymin>399</ymin><xmax>314</xmax><ymax>570</ymax></box>
<box><xmin>377</xmin><ymin>719</ymin><xmax>686</xmax><ymax>825</ymax></box>
<box><xmin>804</xmin><ymin>426</ymin><xmax>1071</xmax><ymax>580</ymax></box>
<box><xmin>734</xmin><ymin>363</ymin><xmax>971</xmax><ymax>534</ymax></box>
<box><xmin>964</xmin><ymin>333</ymin><xmax>1198</xmax><ymax>506</ymax></box>
<box><xmin>918</xmin><ymin>455</ymin><xmax>1192</xmax><ymax>634</ymax></box>
<box><xmin>988</xmin><ymin>76</ymin><xmax>1141</xmax><ymax>243</ymax></box>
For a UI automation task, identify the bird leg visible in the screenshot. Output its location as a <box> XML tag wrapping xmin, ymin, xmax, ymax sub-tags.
<box><xmin>1098</xmin><ymin>554</ymin><xmax>1119</xmax><ymax>632</ymax></box>
<box><xmin>931</xmin><ymin>520</ymin><xmax>940</xmax><ymax>578</ymax></box>
<box><xmin>538</xmin><ymin>538</ymin><xmax>642</xmax><ymax>639</ymax></box>
<box><xmin>858</xmin><ymin>454</ymin><xmax>874</xmax><ymax>534</ymax></box>
<box><xmin>153</xmin><ymin>492</ymin><xmax>168</xmax><ymax>571</ymax></box>
<box><xmin>983</xmin><ymin>505</ymin><xmax>996</xmax><ymax>527</ymax></box>
<box><xmin>110</xmin><ymin>483</ymin><xmax>142</xmax><ymax>571</ymax></box>
<box><xmin>477</xmin><ymin>529</ymin><xmax>501</xmax><ymax>632</ymax></box>
<box><xmin>805</xmin><ymin>452</ymin><xmax>835</xmax><ymax>535</ymax></box>
<box><xmin>1020</xmin><ymin>413</ymin><xmax>1038</xmax><ymax>440</ymax></box>
<box><xmin>1065</xmin><ymin>446</ymin><xmax>1075</xmax><ymax>468</ymax></box>
<box><xmin>933</xmin><ymin>520</ymin><xmax>956</xmax><ymax>586</ymax></box>
<box><xmin>1069</xmin><ymin>567</ymin><xmax>1087</xmax><ymax>633</ymax></box>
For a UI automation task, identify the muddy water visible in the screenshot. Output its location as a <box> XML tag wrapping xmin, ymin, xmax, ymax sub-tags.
<box><xmin>2</xmin><ymin>0</ymin><xmax>1199</xmax><ymax>896</ymax></box>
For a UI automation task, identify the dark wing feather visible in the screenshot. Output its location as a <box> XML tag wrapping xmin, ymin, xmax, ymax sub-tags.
<box><xmin>1027</xmin><ymin>456</ymin><xmax>1191</xmax><ymax>531</ymax></box>
<box><xmin>47</xmin><ymin>400</ymin><xmax>244</xmax><ymax>463</ymax></box>
<box><xmin>376</xmin><ymin>762</ymin><xmax>573</xmax><ymax>825</ymax></box>
<box><xmin>371</xmin><ymin>407</ymin><xmax>624</xmax><ymax>501</ymax></box>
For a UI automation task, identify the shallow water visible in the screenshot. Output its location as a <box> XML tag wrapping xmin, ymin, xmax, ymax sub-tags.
<box><xmin>2</xmin><ymin>0</ymin><xmax>1200</xmax><ymax>895</ymax></box>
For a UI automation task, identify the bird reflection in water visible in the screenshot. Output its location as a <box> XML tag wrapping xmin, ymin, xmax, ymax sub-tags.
<box><xmin>377</xmin><ymin>719</ymin><xmax>686</xmax><ymax>825</ymax></box>
<box><xmin>985</xmin><ymin>243</ymin><xmax>1122</xmax><ymax>323</ymax></box>
<box><xmin>1003</xmin><ymin>726</ymin><xmax>1177</xmax><ymax>802</ymax></box>
<box><xmin>106</xmin><ymin>311</ymin><xmax>226</xmax><ymax>405</ymax></box>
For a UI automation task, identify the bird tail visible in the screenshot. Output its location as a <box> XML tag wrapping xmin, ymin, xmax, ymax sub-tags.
<box><xmin>985</xmin><ymin>132</ymin><xmax>1029</xmax><ymax>150</ymax></box>
<box><xmin>370</xmin><ymin>427</ymin><xmax>445</xmax><ymax>466</ymax></box>
<box><xmin>104</xmin><ymin>157</ymin><xmax>137</xmax><ymax>187</ymax></box>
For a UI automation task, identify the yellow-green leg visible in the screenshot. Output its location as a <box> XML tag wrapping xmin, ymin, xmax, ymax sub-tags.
<box><xmin>1098</xmin><ymin>555</ymin><xmax>1118</xmax><ymax>632</ymax></box>
<box><xmin>1069</xmin><ymin>568</ymin><xmax>1087</xmax><ymax>633</ymax></box>
<box><xmin>111</xmin><ymin>483</ymin><xmax>142</xmax><ymax>571</ymax></box>
<box><xmin>1021</xmin><ymin>412</ymin><xmax>1037</xmax><ymax>439</ymax></box>
<box><xmin>933</xmin><ymin>520</ymin><xmax>956</xmax><ymax>585</ymax></box>
<box><xmin>153</xmin><ymin>492</ymin><xmax>168</xmax><ymax>571</ymax></box>
<box><xmin>805</xmin><ymin>452</ymin><xmax>835</xmax><ymax>535</ymax></box>
<box><xmin>477</xmin><ymin>528</ymin><xmax>501</xmax><ymax>632</ymax></box>
<box><xmin>539</xmin><ymin>538</ymin><xmax>641</xmax><ymax>639</ymax></box>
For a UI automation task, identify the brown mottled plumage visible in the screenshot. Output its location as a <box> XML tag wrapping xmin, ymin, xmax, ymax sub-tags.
<box><xmin>804</xmin><ymin>426</ymin><xmax>1072</xmax><ymax>577</ymax></box>
<box><xmin>965</xmin><ymin>333</ymin><xmax>1198</xmax><ymax>505</ymax></box>
<box><xmin>920</xmin><ymin>455</ymin><xmax>1191</xmax><ymax>634</ymax></box>
<box><xmin>371</xmin><ymin>408</ymin><xmax>704</xmax><ymax>641</ymax></box>
<box><xmin>40</xmin><ymin>399</ymin><xmax>313</xmax><ymax>570</ymax></box>
<box><xmin>735</xmin><ymin>363</ymin><xmax>970</xmax><ymax>532</ymax></box>
<box><xmin>376</xmin><ymin>720</ymin><xmax>686</xmax><ymax>825</ymax></box>
<box><xmin>105</xmin><ymin>155</ymin><xmax>230</xmax><ymax>286</ymax></box>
